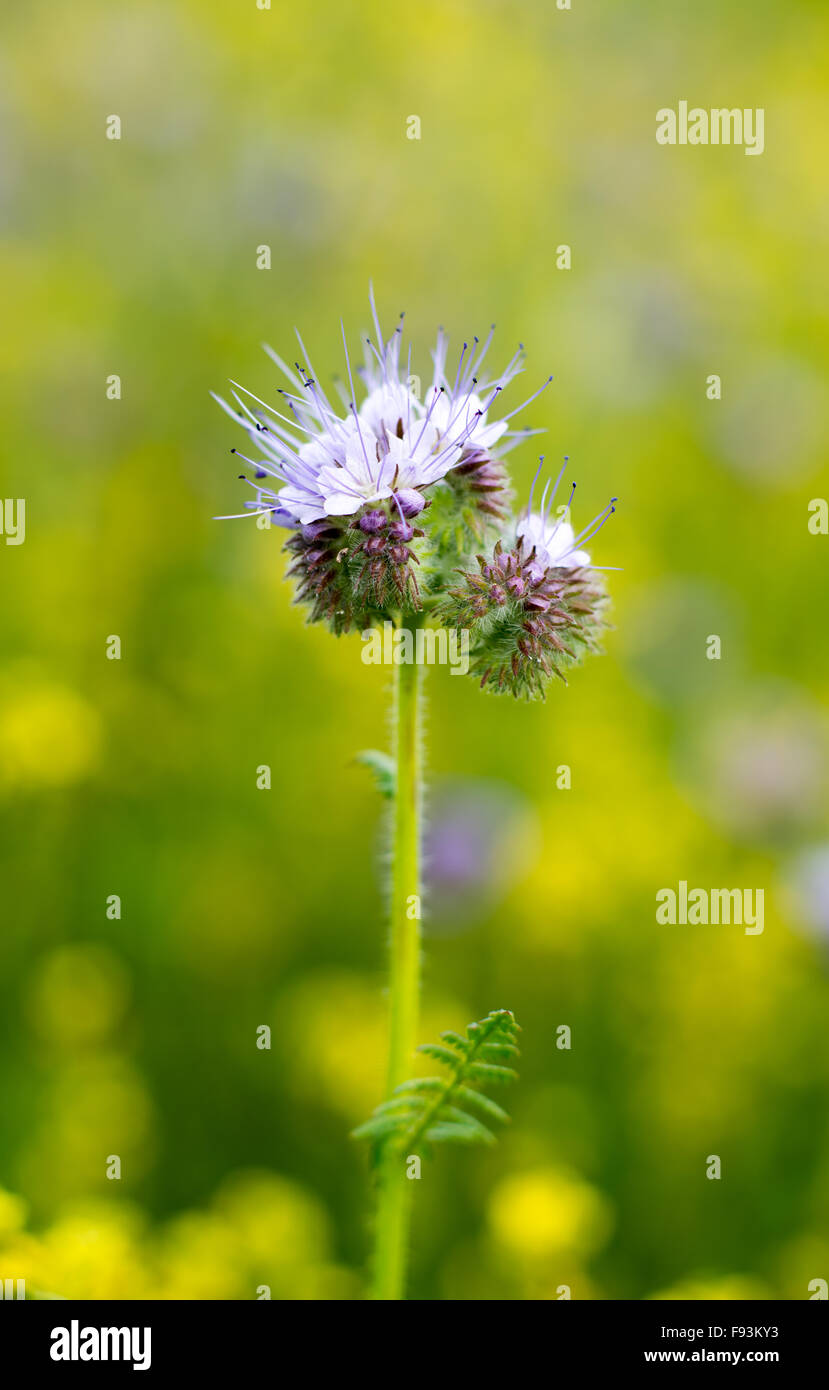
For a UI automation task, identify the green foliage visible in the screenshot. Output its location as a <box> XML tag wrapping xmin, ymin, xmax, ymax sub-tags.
<box><xmin>355</xmin><ymin>749</ymin><xmax>396</xmax><ymax>800</ymax></box>
<box><xmin>353</xmin><ymin>1010</ymin><xmax>520</xmax><ymax>1156</ymax></box>
<box><xmin>415</xmin><ymin>475</ymin><xmax>506</xmax><ymax>588</ymax></box>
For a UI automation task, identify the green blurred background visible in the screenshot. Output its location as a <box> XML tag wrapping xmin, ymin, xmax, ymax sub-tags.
<box><xmin>1</xmin><ymin>0</ymin><xmax>828</xmax><ymax>1299</ymax></box>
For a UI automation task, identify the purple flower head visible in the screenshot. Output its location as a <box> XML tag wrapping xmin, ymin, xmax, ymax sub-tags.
<box><xmin>213</xmin><ymin>295</ymin><xmax>617</xmax><ymax>685</ymax></box>
<box><xmin>214</xmin><ymin>287</ymin><xmax>541</xmax><ymax>534</ymax></box>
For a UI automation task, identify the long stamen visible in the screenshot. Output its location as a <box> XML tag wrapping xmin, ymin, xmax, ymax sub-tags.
<box><xmin>294</xmin><ymin>330</ymin><xmax>336</xmax><ymax>416</ymax></box>
<box><xmin>432</xmin><ymin>326</ymin><xmax>449</xmax><ymax>387</ymax></box>
<box><xmin>565</xmin><ymin>499</ymin><xmax>618</xmax><ymax>554</ymax></box>
<box><xmin>349</xmin><ymin>401</ymin><xmax>374</xmax><ymax>478</ymax></box>
<box><xmin>227</xmin><ymin>380</ymin><xmax>284</xmax><ymax>423</ymax></box>
<box><xmin>390</xmin><ymin>314</ymin><xmax>405</xmax><ymax>375</ymax></box>
<box><xmin>483</xmin><ymin>343</ymin><xmax>525</xmax><ymax>394</ymax></box>
<box><xmin>452</xmin><ymin>343</ymin><xmax>468</xmax><ymax>396</ymax></box>
<box><xmin>429</xmin><ymin>370</ymin><xmax>481</xmax><ymax>448</ymax></box>
<box><xmin>231</xmin><ymin>448</ymin><xmax>280</xmax><ymax>477</ymax></box>
<box><xmin>214</xmin><ymin>509</ymin><xmax>272</xmax><ymax>520</ymax></box>
<box><xmin>422</xmin><ymin>409</ymin><xmax>484</xmax><ymax>479</ymax></box>
<box><xmin>501</xmin><ymin>375</ymin><xmax>553</xmax><ymax>423</ymax></box>
<box><xmin>526</xmin><ymin>457</ymin><xmax>545</xmax><ymax>518</ymax></box>
<box><xmin>225</xmin><ymin>387</ymin><xmax>317</xmax><ymax>478</ymax></box>
<box><xmin>261</xmin><ymin>344</ymin><xmax>306</xmax><ymax>390</ymax></box>
<box><xmin>411</xmin><ymin>385</ymin><xmax>444</xmax><ymax>452</ymax></box>
<box><xmin>499</xmin><ymin>427</ymin><xmax>544</xmax><ymax>455</ymax></box>
<box><xmin>368</xmin><ymin>281</ymin><xmax>385</xmax><ymax>359</ymax></box>
<box><xmin>469</xmin><ymin>324</ymin><xmax>496</xmax><ymax>379</ymax></box>
<box><xmin>236</xmin><ymin>472</ymin><xmax>278</xmax><ymax>494</ymax></box>
<box><xmin>539</xmin><ymin>459</ymin><xmax>568</xmax><ymax>527</ymax></box>
<box><xmin>546</xmin><ymin>479</ymin><xmax>576</xmax><ymax>539</ymax></box>
<box><xmin>239</xmin><ymin>405</ymin><xmax>301</xmax><ymax>450</ymax></box>
<box><xmin>341</xmin><ymin>320</ymin><xmax>378</xmax><ymax>482</ymax></box>
<box><xmin>365</xmin><ymin>335</ymin><xmax>387</xmax><ymax>380</ymax></box>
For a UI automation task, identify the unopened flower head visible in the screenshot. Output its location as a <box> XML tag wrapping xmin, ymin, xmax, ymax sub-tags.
<box><xmin>440</xmin><ymin>461</ymin><xmax>615</xmax><ymax>698</ymax></box>
<box><xmin>215</xmin><ymin>292</ymin><xmax>616</xmax><ymax>697</ymax></box>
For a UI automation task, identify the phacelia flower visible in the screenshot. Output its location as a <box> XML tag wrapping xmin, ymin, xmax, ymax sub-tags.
<box><xmin>215</xmin><ymin>292</ymin><xmax>616</xmax><ymax>696</ymax></box>
<box><xmin>440</xmin><ymin>462</ymin><xmax>615</xmax><ymax>697</ymax></box>
<box><xmin>215</xmin><ymin>290</ymin><xmax>536</xmax><ymax>531</ymax></box>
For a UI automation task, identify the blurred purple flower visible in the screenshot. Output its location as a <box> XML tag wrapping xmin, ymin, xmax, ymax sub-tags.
<box><xmin>782</xmin><ymin>847</ymin><xmax>829</xmax><ymax>943</ymax></box>
<box><xmin>422</xmin><ymin>779</ymin><xmax>539</xmax><ymax>933</ymax></box>
<box><xmin>677</xmin><ymin>683</ymin><xmax>829</xmax><ymax>845</ymax></box>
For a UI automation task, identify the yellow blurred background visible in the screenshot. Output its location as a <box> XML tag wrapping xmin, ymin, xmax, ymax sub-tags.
<box><xmin>1</xmin><ymin>0</ymin><xmax>828</xmax><ymax>1299</ymax></box>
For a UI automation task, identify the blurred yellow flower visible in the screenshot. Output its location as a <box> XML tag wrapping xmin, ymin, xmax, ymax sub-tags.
<box><xmin>488</xmin><ymin>1166</ymin><xmax>613</xmax><ymax>1260</ymax></box>
<box><xmin>0</xmin><ymin>1173</ymin><xmax>358</xmax><ymax>1301</ymax></box>
<box><xmin>212</xmin><ymin>1170</ymin><xmax>330</xmax><ymax>1270</ymax></box>
<box><xmin>649</xmin><ymin>1274</ymin><xmax>772</xmax><ymax>1300</ymax></box>
<box><xmin>19</xmin><ymin>1057</ymin><xmax>156</xmax><ymax>1205</ymax></box>
<box><xmin>157</xmin><ymin>1210</ymin><xmax>246</xmax><ymax>1300</ymax></box>
<box><xmin>0</xmin><ymin>680</ymin><xmax>100</xmax><ymax>791</ymax></box>
<box><xmin>27</xmin><ymin>945</ymin><xmax>130</xmax><ymax>1048</ymax></box>
<box><xmin>33</xmin><ymin>1202</ymin><xmax>153</xmax><ymax>1300</ymax></box>
<box><xmin>0</xmin><ymin>1188</ymin><xmax>28</xmax><ymax>1238</ymax></box>
<box><xmin>276</xmin><ymin>970</ymin><xmax>465</xmax><ymax>1120</ymax></box>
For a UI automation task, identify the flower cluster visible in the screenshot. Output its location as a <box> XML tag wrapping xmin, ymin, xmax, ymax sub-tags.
<box><xmin>216</xmin><ymin>293</ymin><xmax>615</xmax><ymax>696</ymax></box>
<box><xmin>439</xmin><ymin>463</ymin><xmax>615</xmax><ymax>696</ymax></box>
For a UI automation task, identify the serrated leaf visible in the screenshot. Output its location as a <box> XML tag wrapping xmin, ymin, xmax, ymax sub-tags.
<box><xmin>455</xmin><ymin>1086</ymin><xmax>510</xmax><ymax>1124</ymax></box>
<box><xmin>479</xmin><ymin>1042</ymin><xmax>521</xmax><ymax>1060</ymax></box>
<box><xmin>437</xmin><ymin>1106</ymin><xmax>496</xmax><ymax>1142</ymax></box>
<box><xmin>466</xmin><ymin>1061</ymin><xmax>519</xmax><ymax>1084</ymax></box>
<box><xmin>373</xmin><ymin>1097</ymin><xmax>424</xmax><ymax>1117</ymax></box>
<box><xmin>417</xmin><ymin>1043</ymin><xmax>460</xmax><ymax>1066</ymax></box>
<box><xmin>354</xmin><ymin>1008</ymin><xmax>520</xmax><ymax>1161</ymax></box>
<box><xmin>354</xmin><ymin>749</ymin><xmax>396</xmax><ymax>800</ymax></box>
<box><xmin>393</xmin><ymin>1078</ymin><xmax>446</xmax><ymax>1096</ymax></box>
<box><xmin>351</xmin><ymin>1114</ymin><xmax>407</xmax><ymax>1142</ymax></box>
<box><xmin>424</xmin><ymin>1122</ymin><xmax>490</xmax><ymax>1145</ymax></box>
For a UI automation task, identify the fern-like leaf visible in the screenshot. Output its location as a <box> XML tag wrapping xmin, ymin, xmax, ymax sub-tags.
<box><xmin>355</xmin><ymin>749</ymin><xmax>396</xmax><ymax>800</ymax></box>
<box><xmin>353</xmin><ymin>1009</ymin><xmax>520</xmax><ymax>1157</ymax></box>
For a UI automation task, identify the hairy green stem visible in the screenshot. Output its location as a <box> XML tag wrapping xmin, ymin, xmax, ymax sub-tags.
<box><xmin>370</xmin><ymin>626</ymin><xmax>424</xmax><ymax>1300</ymax></box>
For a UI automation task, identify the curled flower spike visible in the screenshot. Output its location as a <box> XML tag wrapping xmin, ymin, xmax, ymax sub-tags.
<box><xmin>439</xmin><ymin>463</ymin><xmax>615</xmax><ymax>698</ymax></box>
